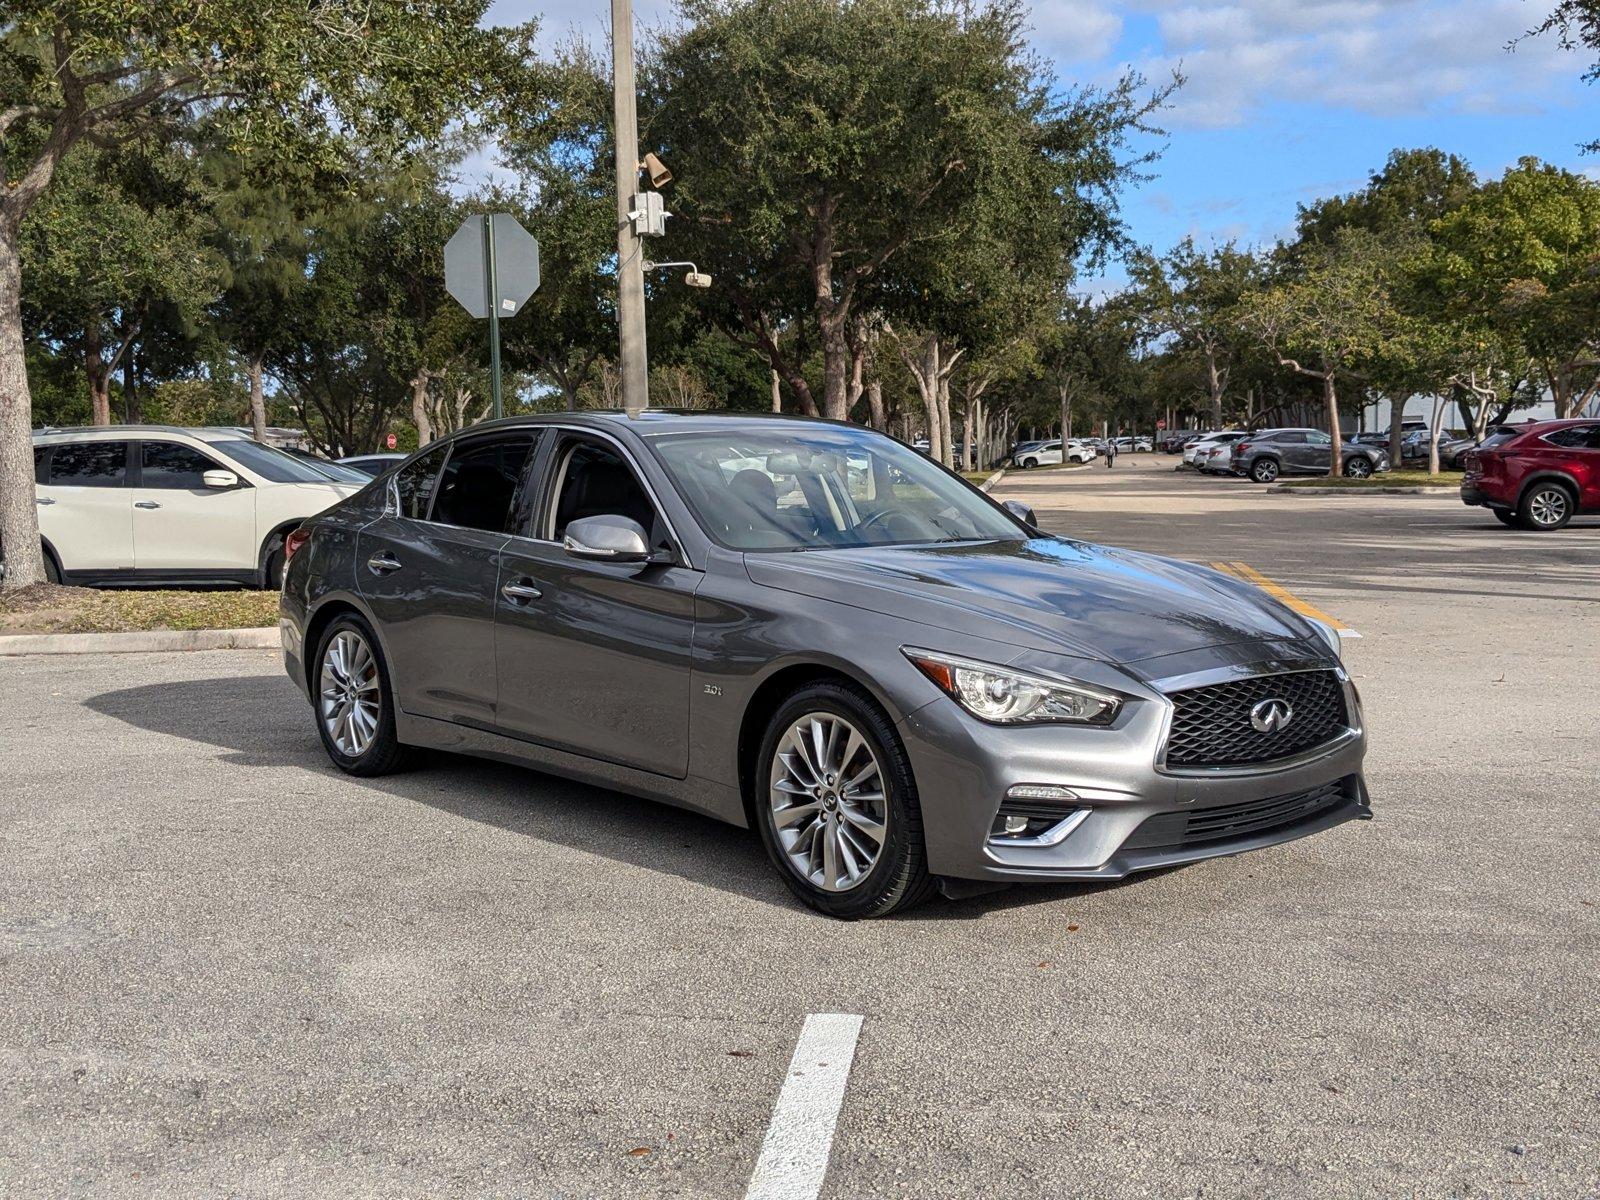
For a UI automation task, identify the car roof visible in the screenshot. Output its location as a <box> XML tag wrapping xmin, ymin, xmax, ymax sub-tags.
<box><xmin>31</xmin><ymin>424</ymin><xmax>247</xmax><ymax>444</ymax></box>
<box><xmin>417</xmin><ymin>409</ymin><xmax>911</xmax><ymax>443</ymax></box>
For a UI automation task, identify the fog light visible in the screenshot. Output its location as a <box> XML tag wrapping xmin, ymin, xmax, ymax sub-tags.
<box><xmin>989</xmin><ymin>785</ymin><xmax>1090</xmax><ymax>847</ymax></box>
<box><xmin>1001</xmin><ymin>814</ymin><xmax>1030</xmax><ymax>835</ymax></box>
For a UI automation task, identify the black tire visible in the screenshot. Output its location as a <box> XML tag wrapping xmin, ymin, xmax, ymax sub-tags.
<box><xmin>312</xmin><ymin>614</ymin><xmax>413</xmax><ymax>777</ymax></box>
<box><xmin>263</xmin><ymin>546</ymin><xmax>286</xmax><ymax>591</ymax></box>
<box><xmin>754</xmin><ymin>681</ymin><xmax>935</xmax><ymax>919</ymax></box>
<box><xmin>1343</xmin><ymin>456</ymin><xmax>1373</xmax><ymax>479</ymax></box>
<box><xmin>1517</xmin><ymin>482</ymin><xmax>1575</xmax><ymax>531</ymax></box>
<box><xmin>1491</xmin><ymin>509</ymin><xmax>1518</xmax><ymax>527</ymax></box>
<box><xmin>1250</xmin><ymin>457</ymin><xmax>1280</xmax><ymax>483</ymax></box>
<box><xmin>43</xmin><ymin>549</ymin><xmax>61</xmax><ymax>584</ymax></box>
<box><xmin>1020</xmin><ymin>458</ymin><xmax>1037</xmax><ymax>469</ymax></box>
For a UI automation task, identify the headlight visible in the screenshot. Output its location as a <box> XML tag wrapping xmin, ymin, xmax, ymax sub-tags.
<box><xmin>903</xmin><ymin>649</ymin><xmax>1122</xmax><ymax>725</ymax></box>
<box><xmin>1305</xmin><ymin>616</ymin><xmax>1343</xmax><ymax>659</ymax></box>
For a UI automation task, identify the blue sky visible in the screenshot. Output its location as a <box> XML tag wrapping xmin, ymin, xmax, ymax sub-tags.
<box><xmin>484</xmin><ymin>0</ymin><xmax>1598</xmax><ymax>290</ymax></box>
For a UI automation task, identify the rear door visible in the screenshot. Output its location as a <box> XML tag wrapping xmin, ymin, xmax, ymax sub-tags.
<box><xmin>494</xmin><ymin>431</ymin><xmax>699</xmax><ymax>778</ymax></box>
<box><xmin>355</xmin><ymin>431</ymin><xmax>542</xmax><ymax>727</ymax></box>
<box><xmin>130</xmin><ymin>439</ymin><xmax>258</xmax><ymax>572</ymax></box>
<box><xmin>37</xmin><ymin>440</ymin><xmax>134</xmax><ymax>573</ymax></box>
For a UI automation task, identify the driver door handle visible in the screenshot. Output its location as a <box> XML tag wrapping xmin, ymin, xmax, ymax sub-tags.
<box><xmin>35</xmin><ymin>497</ymin><xmax>54</xmax><ymax>506</ymax></box>
<box><xmin>135</xmin><ymin>500</ymin><xmax>162</xmax><ymax>510</ymax></box>
<box><xmin>366</xmin><ymin>552</ymin><xmax>402</xmax><ymax>575</ymax></box>
<box><xmin>501</xmin><ymin>578</ymin><xmax>542</xmax><ymax>603</ymax></box>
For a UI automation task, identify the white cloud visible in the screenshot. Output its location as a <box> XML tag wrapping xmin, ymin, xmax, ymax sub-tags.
<box><xmin>1030</xmin><ymin>0</ymin><xmax>1583</xmax><ymax>128</ymax></box>
<box><xmin>1030</xmin><ymin>0</ymin><xmax>1125</xmax><ymax>63</ymax></box>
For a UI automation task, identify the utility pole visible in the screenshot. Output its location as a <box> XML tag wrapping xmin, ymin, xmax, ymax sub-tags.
<box><xmin>612</xmin><ymin>0</ymin><xmax>648</xmax><ymax>416</ymax></box>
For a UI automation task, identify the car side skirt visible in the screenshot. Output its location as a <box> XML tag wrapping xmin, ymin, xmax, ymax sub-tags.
<box><xmin>392</xmin><ymin>708</ymin><xmax>748</xmax><ymax>829</ymax></box>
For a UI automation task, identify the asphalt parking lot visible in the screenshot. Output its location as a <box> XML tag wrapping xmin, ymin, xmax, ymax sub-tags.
<box><xmin>4</xmin><ymin>458</ymin><xmax>1597</xmax><ymax>1198</ymax></box>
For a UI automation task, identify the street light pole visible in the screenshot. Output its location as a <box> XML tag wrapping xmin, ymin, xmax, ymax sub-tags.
<box><xmin>612</xmin><ymin>0</ymin><xmax>648</xmax><ymax>416</ymax></box>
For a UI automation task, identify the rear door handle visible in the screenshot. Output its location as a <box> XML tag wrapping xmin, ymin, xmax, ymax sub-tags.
<box><xmin>500</xmin><ymin>578</ymin><xmax>542</xmax><ymax>603</ymax></box>
<box><xmin>366</xmin><ymin>552</ymin><xmax>402</xmax><ymax>575</ymax></box>
<box><xmin>35</xmin><ymin>497</ymin><xmax>54</xmax><ymax>506</ymax></box>
<box><xmin>135</xmin><ymin>500</ymin><xmax>162</xmax><ymax>510</ymax></box>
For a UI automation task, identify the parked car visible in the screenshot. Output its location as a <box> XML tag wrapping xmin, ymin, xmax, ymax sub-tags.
<box><xmin>281</xmin><ymin>412</ymin><xmax>1368</xmax><ymax>918</ymax></box>
<box><xmin>1012</xmin><ymin>439</ymin><xmax>1092</xmax><ymax>467</ymax></box>
<box><xmin>338</xmin><ymin>452</ymin><xmax>409</xmax><ymax>477</ymax></box>
<box><xmin>1160</xmin><ymin>430</ymin><xmax>1201</xmax><ymax>453</ymax></box>
<box><xmin>1183</xmin><ymin>431</ymin><xmax>1246</xmax><ymax>469</ymax></box>
<box><xmin>25</xmin><ymin>425</ymin><xmax>363</xmax><ymax>587</ymax></box>
<box><xmin>1111</xmin><ymin>436</ymin><xmax>1153</xmax><ymax>453</ymax></box>
<box><xmin>1460</xmin><ymin>418</ymin><xmax>1600</xmax><ymax>530</ymax></box>
<box><xmin>1231</xmin><ymin>429</ymin><xmax>1390</xmax><ymax>483</ymax></box>
<box><xmin>1199</xmin><ymin>438</ymin><xmax>1248</xmax><ymax>475</ymax></box>
<box><xmin>277</xmin><ymin>446</ymin><xmax>374</xmax><ymax>483</ymax></box>
<box><xmin>1439</xmin><ymin>435</ymin><xmax>1479</xmax><ymax>469</ymax></box>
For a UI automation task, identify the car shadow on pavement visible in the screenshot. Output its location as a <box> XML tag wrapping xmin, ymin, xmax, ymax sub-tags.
<box><xmin>85</xmin><ymin>674</ymin><xmax>792</xmax><ymax>912</ymax></box>
<box><xmin>85</xmin><ymin>673</ymin><xmax>1182</xmax><ymax>922</ymax></box>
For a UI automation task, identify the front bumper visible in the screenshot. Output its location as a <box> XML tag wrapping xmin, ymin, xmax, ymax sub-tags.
<box><xmin>898</xmin><ymin>660</ymin><xmax>1369</xmax><ymax>883</ymax></box>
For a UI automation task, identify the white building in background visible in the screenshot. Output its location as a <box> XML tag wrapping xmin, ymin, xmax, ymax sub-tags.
<box><xmin>1359</xmin><ymin>394</ymin><xmax>1559</xmax><ymax>433</ymax></box>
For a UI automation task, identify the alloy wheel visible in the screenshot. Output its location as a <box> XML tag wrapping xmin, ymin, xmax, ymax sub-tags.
<box><xmin>768</xmin><ymin>713</ymin><xmax>888</xmax><ymax>893</ymax></box>
<box><xmin>1527</xmin><ymin>487</ymin><xmax>1569</xmax><ymax>528</ymax></box>
<box><xmin>1252</xmin><ymin>459</ymin><xmax>1279</xmax><ymax>483</ymax></box>
<box><xmin>319</xmin><ymin>630</ymin><xmax>381</xmax><ymax>757</ymax></box>
<box><xmin>1346</xmin><ymin>457</ymin><xmax>1372</xmax><ymax>478</ymax></box>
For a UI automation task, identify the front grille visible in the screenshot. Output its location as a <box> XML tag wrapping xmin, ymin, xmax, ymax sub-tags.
<box><xmin>1123</xmin><ymin>780</ymin><xmax>1350</xmax><ymax>852</ymax></box>
<box><xmin>1163</xmin><ymin>669</ymin><xmax>1348</xmax><ymax>768</ymax></box>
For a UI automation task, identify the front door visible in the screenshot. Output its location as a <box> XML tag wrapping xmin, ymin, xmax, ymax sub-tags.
<box><xmin>356</xmin><ymin>432</ymin><xmax>541</xmax><ymax>727</ymax></box>
<box><xmin>1304</xmin><ymin>430</ymin><xmax>1334</xmax><ymax>472</ymax></box>
<box><xmin>494</xmin><ymin>434</ymin><xmax>699</xmax><ymax>779</ymax></box>
<box><xmin>130</xmin><ymin>440</ymin><xmax>258</xmax><ymax>573</ymax></box>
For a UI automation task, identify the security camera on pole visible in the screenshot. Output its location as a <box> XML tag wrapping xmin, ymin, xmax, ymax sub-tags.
<box><xmin>612</xmin><ymin>2</ymin><xmax>707</xmax><ymax>417</ymax></box>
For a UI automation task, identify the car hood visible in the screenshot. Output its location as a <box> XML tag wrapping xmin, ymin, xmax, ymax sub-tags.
<box><xmin>744</xmin><ymin>537</ymin><xmax>1310</xmax><ymax>665</ymax></box>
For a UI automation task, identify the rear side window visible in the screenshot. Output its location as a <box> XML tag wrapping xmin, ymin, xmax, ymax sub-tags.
<box><xmin>1543</xmin><ymin>425</ymin><xmax>1600</xmax><ymax>449</ymax></box>
<box><xmin>430</xmin><ymin>436</ymin><xmax>538</xmax><ymax>533</ymax></box>
<box><xmin>1479</xmin><ymin>429</ymin><xmax>1523</xmax><ymax>449</ymax></box>
<box><xmin>47</xmin><ymin>441</ymin><xmax>128</xmax><ymax>487</ymax></box>
<box><xmin>140</xmin><ymin>441</ymin><xmax>221</xmax><ymax>488</ymax></box>
<box><xmin>394</xmin><ymin>445</ymin><xmax>449</xmax><ymax>520</ymax></box>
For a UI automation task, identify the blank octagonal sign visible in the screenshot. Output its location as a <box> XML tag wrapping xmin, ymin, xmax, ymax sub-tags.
<box><xmin>444</xmin><ymin>213</ymin><xmax>541</xmax><ymax>319</ymax></box>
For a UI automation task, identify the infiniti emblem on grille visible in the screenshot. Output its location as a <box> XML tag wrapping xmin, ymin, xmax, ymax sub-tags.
<box><xmin>1250</xmin><ymin>698</ymin><xmax>1294</xmax><ymax>733</ymax></box>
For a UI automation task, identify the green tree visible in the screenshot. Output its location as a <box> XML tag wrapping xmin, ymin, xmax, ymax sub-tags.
<box><xmin>1</xmin><ymin>0</ymin><xmax>535</xmax><ymax>587</ymax></box>
<box><xmin>1428</xmin><ymin>157</ymin><xmax>1600</xmax><ymax>418</ymax></box>
<box><xmin>1525</xmin><ymin>3</ymin><xmax>1600</xmax><ymax>150</ymax></box>
<box><xmin>644</xmin><ymin>0</ymin><xmax>1167</xmax><ymax>421</ymax></box>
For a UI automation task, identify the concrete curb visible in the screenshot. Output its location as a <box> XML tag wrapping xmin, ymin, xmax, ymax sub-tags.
<box><xmin>979</xmin><ymin>468</ymin><xmax>1007</xmax><ymax>492</ymax></box>
<box><xmin>1268</xmin><ymin>484</ymin><xmax>1447</xmax><ymax>496</ymax></box>
<box><xmin>0</xmin><ymin>626</ymin><xmax>278</xmax><ymax>657</ymax></box>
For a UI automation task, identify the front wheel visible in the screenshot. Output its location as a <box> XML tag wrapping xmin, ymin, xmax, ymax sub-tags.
<box><xmin>755</xmin><ymin>682</ymin><xmax>934</xmax><ymax>919</ymax></box>
<box><xmin>313</xmin><ymin>615</ymin><xmax>413</xmax><ymax>776</ymax></box>
<box><xmin>1518</xmin><ymin>483</ymin><xmax>1575</xmax><ymax>531</ymax></box>
<box><xmin>1020</xmin><ymin>458</ymin><xmax>1037</xmax><ymax>469</ymax></box>
<box><xmin>1344</xmin><ymin>456</ymin><xmax>1373</xmax><ymax>479</ymax></box>
<box><xmin>1250</xmin><ymin>457</ymin><xmax>1280</xmax><ymax>483</ymax></box>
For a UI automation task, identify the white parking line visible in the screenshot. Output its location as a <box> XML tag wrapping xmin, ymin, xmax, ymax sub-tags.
<box><xmin>744</xmin><ymin>1013</ymin><xmax>864</xmax><ymax>1200</ymax></box>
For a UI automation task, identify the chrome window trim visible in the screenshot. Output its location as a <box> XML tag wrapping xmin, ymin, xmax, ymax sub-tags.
<box><xmin>1149</xmin><ymin>660</ymin><xmax>1361</xmax><ymax>777</ymax></box>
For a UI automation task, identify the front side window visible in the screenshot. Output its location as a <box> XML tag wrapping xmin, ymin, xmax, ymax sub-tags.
<box><xmin>140</xmin><ymin>441</ymin><xmax>223</xmax><ymax>489</ymax></box>
<box><xmin>47</xmin><ymin>441</ymin><xmax>128</xmax><ymax>487</ymax></box>
<box><xmin>201</xmin><ymin>437</ymin><xmax>352</xmax><ymax>485</ymax></box>
<box><xmin>648</xmin><ymin>426</ymin><xmax>1027</xmax><ymax>552</ymax></box>
<box><xmin>394</xmin><ymin>445</ymin><xmax>450</xmax><ymax>520</ymax></box>
<box><xmin>431</xmin><ymin>436</ymin><xmax>538</xmax><ymax>533</ymax></box>
<box><xmin>1309</xmin><ymin>432</ymin><xmax>1331</xmax><ymax>447</ymax></box>
<box><xmin>547</xmin><ymin>441</ymin><xmax>665</xmax><ymax>546</ymax></box>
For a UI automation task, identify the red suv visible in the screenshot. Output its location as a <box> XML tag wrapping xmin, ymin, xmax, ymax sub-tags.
<box><xmin>1460</xmin><ymin>419</ymin><xmax>1600</xmax><ymax>530</ymax></box>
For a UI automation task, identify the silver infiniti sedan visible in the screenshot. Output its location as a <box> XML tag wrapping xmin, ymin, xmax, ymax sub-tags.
<box><xmin>279</xmin><ymin>411</ymin><xmax>1369</xmax><ymax>918</ymax></box>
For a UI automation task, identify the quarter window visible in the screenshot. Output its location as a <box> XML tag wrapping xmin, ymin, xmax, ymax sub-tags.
<box><xmin>393</xmin><ymin>445</ymin><xmax>449</xmax><ymax>520</ymax></box>
<box><xmin>430</xmin><ymin>436</ymin><xmax>538</xmax><ymax>533</ymax></box>
<box><xmin>47</xmin><ymin>441</ymin><xmax>128</xmax><ymax>487</ymax></box>
<box><xmin>140</xmin><ymin>441</ymin><xmax>223</xmax><ymax>488</ymax></box>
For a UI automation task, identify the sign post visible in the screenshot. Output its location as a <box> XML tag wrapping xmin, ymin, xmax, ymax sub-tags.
<box><xmin>445</xmin><ymin>214</ymin><xmax>540</xmax><ymax>421</ymax></box>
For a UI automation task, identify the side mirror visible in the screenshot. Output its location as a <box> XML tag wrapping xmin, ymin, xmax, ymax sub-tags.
<box><xmin>202</xmin><ymin>469</ymin><xmax>240</xmax><ymax>489</ymax></box>
<box><xmin>1000</xmin><ymin>498</ymin><xmax>1038</xmax><ymax>529</ymax></box>
<box><xmin>563</xmin><ymin>514</ymin><xmax>652</xmax><ymax>563</ymax></box>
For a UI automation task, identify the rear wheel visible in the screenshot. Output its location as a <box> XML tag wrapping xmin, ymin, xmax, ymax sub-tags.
<box><xmin>313</xmin><ymin>615</ymin><xmax>413</xmax><ymax>776</ymax></box>
<box><xmin>1250</xmin><ymin>457</ymin><xmax>1280</xmax><ymax>483</ymax></box>
<box><xmin>1517</xmin><ymin>482</ymin><xmax>1575</xmax><ymax>531</ymax></box>
<box><xmin>755</xmin><ymin>682</ymin><xmax>934</xmax><ymax>919</ymax></box>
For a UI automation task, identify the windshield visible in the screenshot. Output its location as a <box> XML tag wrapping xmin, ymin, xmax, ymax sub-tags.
<box><xmin>647</xmin><ymin>426</ymin><xmax>1029</xmax><ymax>551</ymax></box>
<box><xmin>202</xmin><ymin>437</ymin><xmax>357</xmax><ymax>485</ymax></box>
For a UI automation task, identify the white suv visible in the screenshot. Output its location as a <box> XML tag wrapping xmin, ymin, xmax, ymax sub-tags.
<box><xmin>29</xmin><ymin>426</ymin><xmax>365</xmax><ymax>588</ymax></box>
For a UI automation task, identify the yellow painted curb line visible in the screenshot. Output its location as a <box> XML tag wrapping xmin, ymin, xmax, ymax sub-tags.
<box><xmin>1211</xmin><ymin>561</ymin><xmax>1361</xmax><ymax>638</ymax></box>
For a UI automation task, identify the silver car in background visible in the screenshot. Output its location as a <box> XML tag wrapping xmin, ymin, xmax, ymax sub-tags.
<box><xmin>280</xmin><ymin>412</ymin><xmax>1369</xmax><ymax>919</ymax></box>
